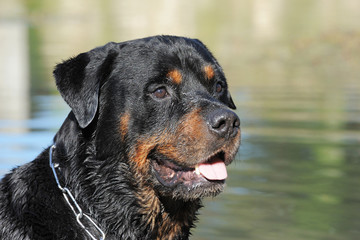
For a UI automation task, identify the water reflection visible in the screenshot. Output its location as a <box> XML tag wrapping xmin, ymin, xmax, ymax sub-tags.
<box><xmin>0</xmin><ymin>18</ymin><xmax>30</xmax><ymax>132</ymax></box>
<box><xmin>1</xmin><ymin>0</ymin><xmax>360</xmax><ymax>239</ymax></box>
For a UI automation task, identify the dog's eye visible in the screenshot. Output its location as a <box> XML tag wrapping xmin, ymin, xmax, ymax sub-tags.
<box><xmin>215</xmin><ymin>82</ymin><xmax>224</xmax><ymax>93</ymax></box>
<box><xmin>153</xmin><ymin>87</ymin><xmax>169</xmax><ymax>99</ymax></box>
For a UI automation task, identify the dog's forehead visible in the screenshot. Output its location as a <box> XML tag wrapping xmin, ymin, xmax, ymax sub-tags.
<box><xmin>102</xmin><ymin>36</ymin><xmax>226</xmax><ymax>97</ymax></box>
<box><xmin>122</xmin><ymin>36</ymin><xmax>216</xmax><ymax>66</ymax></box>
<box><xmin>129</xmin><ymin>37</ymin><xmax>221</xmax><ymax>82</ymax></box>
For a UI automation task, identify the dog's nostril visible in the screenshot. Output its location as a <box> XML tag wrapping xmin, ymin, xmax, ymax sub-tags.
<box><xmin>213</xmin><ymin>119</ymin><xmax>227</xmax><ymax>129</ymax></box>
<box><xmin>233</xmin><ymin>117</ymin><xmax>240</xmax><ymax>128</ymax></box>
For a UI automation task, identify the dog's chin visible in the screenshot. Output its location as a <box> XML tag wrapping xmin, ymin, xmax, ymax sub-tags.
<box><xmin>150</xmin><ymin>155</ymin><xmax>227</xmax><ymax>200</ymax></box>
<box><xmin>163</xmin><ymin>179</ymin><xmax>225</xmax><ymax>201</ymax></box>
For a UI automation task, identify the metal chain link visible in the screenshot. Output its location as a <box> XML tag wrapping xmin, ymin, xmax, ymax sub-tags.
<box><xmin>49</xmin><ymin>145</ymin><xmax>106</xmax><ymax>240</ymax></box>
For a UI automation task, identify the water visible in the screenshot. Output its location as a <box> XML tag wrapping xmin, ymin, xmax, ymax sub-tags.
<box><xmin>0</xmin><ymin>96</ymin><xmax>69</xmax><ymax>175</ymax></box>
<box><xmin>1</xmin><ymin>1</ymin><xmax>360</xmax><ymax>239</ymax></box>
<box><xmin>193</xmin><ymin>83</ymin><xmax>360</xmax><ymax>239</ymax></box>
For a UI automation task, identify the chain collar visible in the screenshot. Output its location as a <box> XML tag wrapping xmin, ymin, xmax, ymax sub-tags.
<box><xmin>49</xmin><ymin>145</ymin><xmax>106</xmax><ymax>240</ymax></box>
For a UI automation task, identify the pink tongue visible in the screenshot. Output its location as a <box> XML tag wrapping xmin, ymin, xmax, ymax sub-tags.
<box><xmin>198</xmin><ymin>160</ymin><xmax>227</xmax><ymax>180</ymax></box>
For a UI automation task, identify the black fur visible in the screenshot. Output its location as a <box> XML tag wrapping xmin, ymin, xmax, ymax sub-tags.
<box><xmin>0</xmin><ymin>36</ymin><xmax>241</xmax><ymax>240</ymax></box>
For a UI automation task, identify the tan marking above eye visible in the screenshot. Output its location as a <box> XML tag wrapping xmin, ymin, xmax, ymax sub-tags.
<box><xmin>167</xmin><ymin>70</ymin><xmax>182</xmax><ymax>84</ymax></box>
<box><xmin>204</xmin><ymin>65</ymin><xmax>215</xmax><ymax>80</ymax></box>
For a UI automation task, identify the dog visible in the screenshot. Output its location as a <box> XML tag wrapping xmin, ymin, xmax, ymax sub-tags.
<box><xmin>0</xmin><ymin>36</ymin><xmax>241</xmax><ymax>240</ymax></box>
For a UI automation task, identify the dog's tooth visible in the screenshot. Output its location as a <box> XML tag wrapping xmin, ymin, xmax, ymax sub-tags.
<box><xmin>195</xmin><ymin>165</ymin><xmax>200</xmax><ymax>175</ymax></box>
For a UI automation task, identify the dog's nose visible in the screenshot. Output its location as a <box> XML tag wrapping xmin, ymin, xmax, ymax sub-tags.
<box><xmin>207</xmin><ymin>109</ymin><xmax>240</xmax><ymax>139</ymax></box>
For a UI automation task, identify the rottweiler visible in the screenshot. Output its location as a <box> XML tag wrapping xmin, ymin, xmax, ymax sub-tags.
<box><xmin>0</xmin><ymin>35</ymin><xmax>241</xmax><ymax>240</ymax></box>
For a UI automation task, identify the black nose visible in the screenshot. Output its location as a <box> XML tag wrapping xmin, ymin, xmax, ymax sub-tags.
<box><xmin>207</xmin><ymin>109</ymin><xmax>240</xmax><ymax>139</ymax></box>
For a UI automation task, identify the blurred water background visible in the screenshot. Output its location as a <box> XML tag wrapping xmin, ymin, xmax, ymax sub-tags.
<box><xmin>1</xmin><ymin>0</ymin><xmax>360</xmax><ymax>239</ymax></box>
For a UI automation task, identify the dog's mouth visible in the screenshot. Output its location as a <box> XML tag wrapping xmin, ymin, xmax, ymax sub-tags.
<box><xmin>151</xmin><ymin>151</ymin><xmax>228</xmax><ymax>188</ymax></box>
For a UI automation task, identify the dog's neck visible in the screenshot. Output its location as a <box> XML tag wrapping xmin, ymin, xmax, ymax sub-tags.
<box><xmin>52</xmin><ymin>113</ymin><xmax>202</xmax><ymax>239</ymax></box>
<box><xmin>136</xmin><ymin>184</ymin><xmax>202</xmax><ymax>239</ymax></box>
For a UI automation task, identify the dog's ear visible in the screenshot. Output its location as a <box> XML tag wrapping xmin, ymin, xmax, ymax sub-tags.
<box><xmin>53</xmin><ymin>46</ymin><xmax>118</xmax><ymax>128</ymax></box>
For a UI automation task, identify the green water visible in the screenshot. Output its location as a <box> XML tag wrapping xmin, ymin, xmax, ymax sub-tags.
<box><xmin>1</xmin><ymin>1</ymin><xmax>359</xmax><ymax>239</ymax></box>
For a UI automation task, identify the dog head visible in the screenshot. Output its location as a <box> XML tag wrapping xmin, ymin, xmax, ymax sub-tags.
<box><xmin>54</xmin><ymin>36</ymin><xmax>241</xmax><ymax>201</ymax></box>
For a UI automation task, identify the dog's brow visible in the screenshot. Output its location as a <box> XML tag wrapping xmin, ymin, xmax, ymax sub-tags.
<box><xmin>204</xmin><ymin>65</ymin><xmax>215</xmax><ymax>80</ymax></box>
<box><xmin>166</xmin><ymin>70</ymin><xmax>182</xmax><ymax>84</ymax></box>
